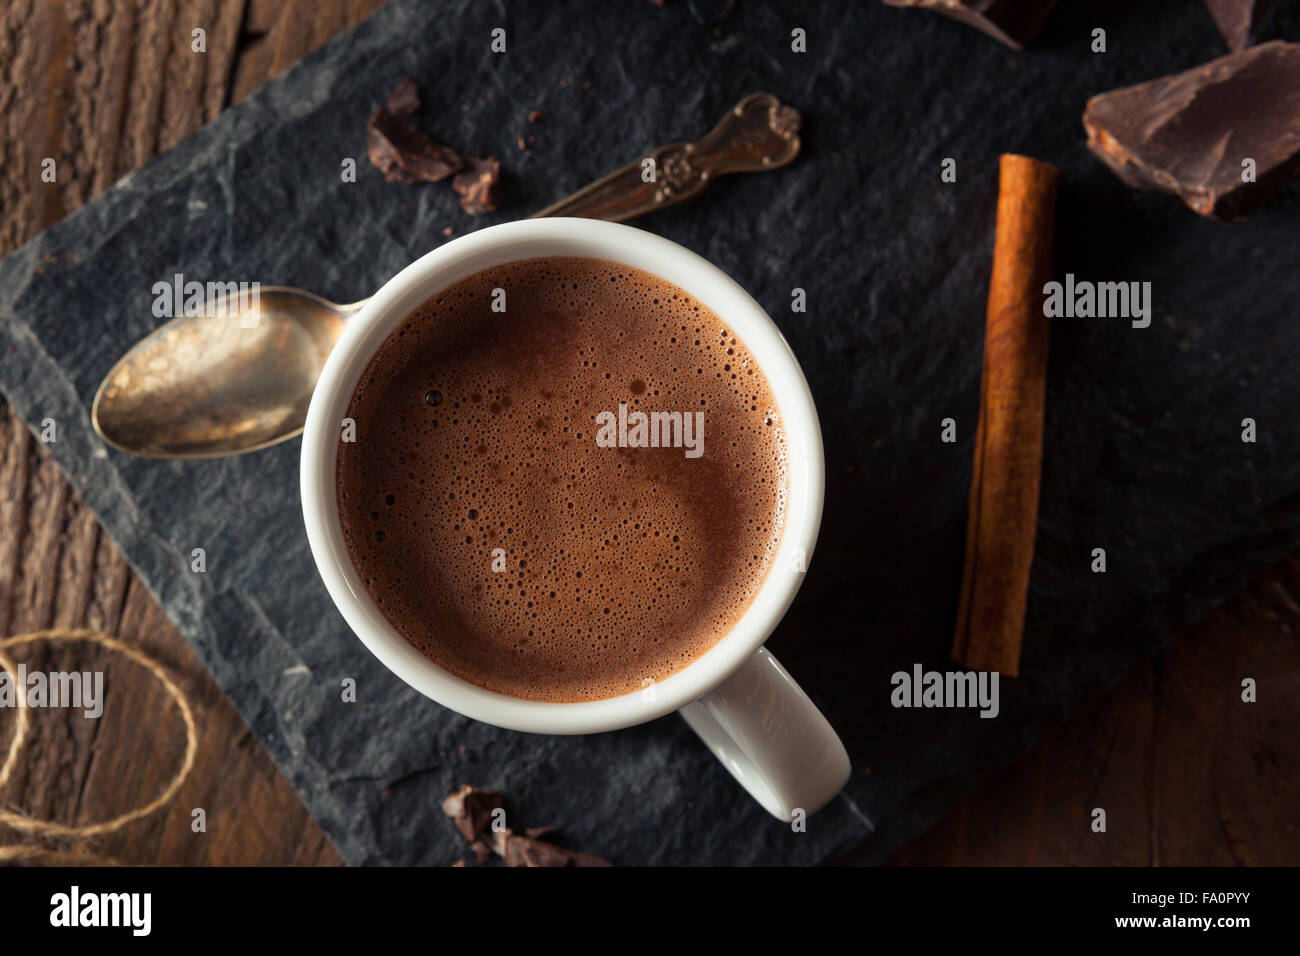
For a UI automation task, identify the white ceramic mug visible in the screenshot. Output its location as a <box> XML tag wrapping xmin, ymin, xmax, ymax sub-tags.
<box><xmin>300</xmin><ymin>218</ymin><xmax>849</xmax><ymax>819</ymax></box>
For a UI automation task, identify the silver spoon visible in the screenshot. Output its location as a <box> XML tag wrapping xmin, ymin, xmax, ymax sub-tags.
<box><xmin>91</xmin><ymin>93</ymin><xmax>801</xmax><ymax>459</ymax></box>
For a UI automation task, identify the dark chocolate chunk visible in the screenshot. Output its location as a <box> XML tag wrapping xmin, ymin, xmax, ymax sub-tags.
<box><xmin>440</xmin><ymin>785</ymin><xmax>503</xmax><ymax>842</ymax></box>
<box><xmin>880</xmin><ymin>0</ymin><xmax>1056</xmax><ymax>51</ymax></box>
<box><xmin>1204</xmin><ymin>0</ymin><xmax>1275</xmax><ymax>52</ymax></box>
<box><xmin>1083</xmin><ymin>41</ymin><xmax>1300</xmax><ymax>221</ymax></box>
<box><xmin>386</xmin><ymin>76</ymin><xmax>421</xmax><ymax>115</ymax></box>
<box><xmin>452</xmin><ymin>156</ymin><xmax>504</xmax><ymax>214</ymax></box>
<box><xmin>366</xmin><ymin>107</ymin><xmax>464</xmax><ymax>185</ymax></box>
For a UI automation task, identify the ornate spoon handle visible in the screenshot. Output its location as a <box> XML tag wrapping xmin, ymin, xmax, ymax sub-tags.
<box><xmin>530</xmin><ymin>92</ymin><xmax>801</xmax><ymax>222</ymax></box>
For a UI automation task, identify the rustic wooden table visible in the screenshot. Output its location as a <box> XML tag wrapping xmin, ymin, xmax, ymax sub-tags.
<box><xmin>1</xmin><ymin>0</ymin><xmax>1295</xmax><ymax>866</ymax></box>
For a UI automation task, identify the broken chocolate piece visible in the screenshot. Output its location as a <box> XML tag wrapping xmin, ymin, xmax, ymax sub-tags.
<box><xmin>386</xmin><ymin>77</ymin><xmax>421</xmax><ymax>115</ymax></box>
<box><xmin>880</xmin><ymin>0</ymin><xmax>1056</xmax><ymax>51</ymax></box>
<box><xmin>468</xmin><ymin>839</ymin><xmax>494</xmax><ymax>865</ymax></box>
<box><xmin>444</xmin><ymin>784</ymin><xmax>610</xmax><ymax>865</ymax></box>
<box><xmin>440</xmin><ymin>785</ymin><xmax>503</xmax><ymax>842</ymax></box>
<box><xmin>490</xmin><ymin>829</ymin><xmax>611</xmax><ymax>867</ymax></box>
<box><xmin>1204</xmin><ymin>0</ymin><xmax>1275</xmax><ymax>52</ymax></box>
<box><xmin>452</xmin><ymin>156</ymin><xmax>504</xmax><ymax>215</ymax></box>
<box><xmin>367</xmin><ymin>107</ymin><xmax>464</xmax><ymax>184</ymax></box>
<box><xmin>1083</xmin><ymin>41</ymin><xmax>1300</xmax><ymax>221</ymax></box>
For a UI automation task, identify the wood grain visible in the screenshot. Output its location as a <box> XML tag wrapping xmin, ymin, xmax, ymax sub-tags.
<box><xmin>890</xmin><ymin>558</ymin><xmax>1300</xmax><ymax>865</ymax></box>
<box><xmin>0</xmin><ymin>0</ymin><xmax>387</xmax><ymax>867</ymax></box>
<box><xmin>1</xmin><ymin>0</ymin><xmax>1295</xmax><ymax>866</ymax></box>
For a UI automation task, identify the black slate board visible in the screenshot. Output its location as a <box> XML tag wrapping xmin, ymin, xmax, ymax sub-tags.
<box><xmin>1</xmin><ymin>0</ymin><xmax>1298</xmax><ymax>866</ymax></box>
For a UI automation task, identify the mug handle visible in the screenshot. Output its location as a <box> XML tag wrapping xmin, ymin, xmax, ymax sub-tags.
<box><xmin>678</xmin><ymin>647</ymin><xmax>850</xmax><ymax>820</ymax></box>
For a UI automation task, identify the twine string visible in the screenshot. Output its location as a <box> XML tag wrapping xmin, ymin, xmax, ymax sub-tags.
<box><xmin>0</xmin><ymin>628</ymin><xmax>198</xmax><ymax>863</ymax></box>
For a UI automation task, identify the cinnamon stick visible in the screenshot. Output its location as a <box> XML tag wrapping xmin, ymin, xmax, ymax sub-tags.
<box><xmin>951</xmin><ymin>154</ymin><xmax>1059</xmax><ymax>677</ymax></box>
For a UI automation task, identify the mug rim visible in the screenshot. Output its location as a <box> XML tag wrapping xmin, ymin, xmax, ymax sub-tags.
<box><xmin>300</xmin><ymin>218</ymin><xmax>824</xmax><ymax>734</ymax></box>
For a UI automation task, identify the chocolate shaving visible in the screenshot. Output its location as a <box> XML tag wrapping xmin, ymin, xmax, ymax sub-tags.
<box><xmin>443</xmin><ymin>787</ymin><xmax>610</xmax><ymax>866</ymax></box>
<box><xmin>1204</xmin><ymin>0</ymin><xmax>1275</xmax><ymax>52</ymax></box>
<box><xmin>527</xmin><ymin>109</ymin><xmax>545</xmax><ymax>123</ymax></box>
<box><xmin>440</xmin><ymin>785</ymin><xmax>503</xmax><ymax>842</ymax></box>
<box><xmin>468</xmin><ymin>839</ymin><xmax>494</xmax><ymax>864</ymax></box>
<box><xmin>367</xmin><ymin>106</ymin><xmax>464</xmax><ymax>184</ymax></box>
<box><xmin>880</xmin><ymin>0</ymin><xmax>1056</xmax><ymax>51</ymax></box>
<box><xmin>368</xmin><ymin>79</ymin><xmax>503</xmax><ymax>214</ymax></box>
<box><xmin>1083</xmin><ymin>41</ymin><xmax>1300</xmax><ymax>221</ymax></box>
<box><xmin>491</xmin><ymin>829</ymin><xmax>611</xmax><ymax>867</ymax></box>
<box><xmin>452</xmin><ymin>156</ymin><xmax>504</xmax><ymax>215</ymax></box>
<box><xmin>386</xmin><ymin>76</ymin><xmax>421</xmax><ymax>115</ymax></box>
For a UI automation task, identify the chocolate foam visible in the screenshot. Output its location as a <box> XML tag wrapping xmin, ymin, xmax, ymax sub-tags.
<box><xmin>336</xmin><ymin>256</ymin><xmax>788</xmax><ymax>702</ymax></box>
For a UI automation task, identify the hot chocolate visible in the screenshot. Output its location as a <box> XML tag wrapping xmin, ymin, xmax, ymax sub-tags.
<box><xmin>335</xmin><ymin>256</ymin><xmax>787</xmax><ymax>702</ymax></box>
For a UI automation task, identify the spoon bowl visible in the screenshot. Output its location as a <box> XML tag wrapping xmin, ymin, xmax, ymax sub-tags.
<box><xmin>92</xmin><ymin>288</ymin><xmax>360</xmax><ymax>458</ymax></box>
